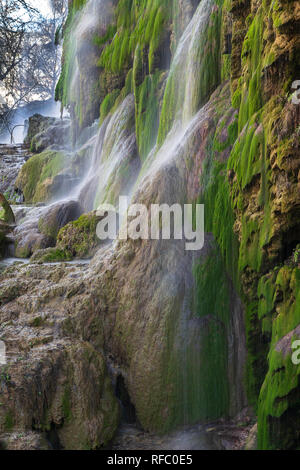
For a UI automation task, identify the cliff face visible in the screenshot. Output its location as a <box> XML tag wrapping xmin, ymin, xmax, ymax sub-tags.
<box><xmin>0</xmin><ymin>0</ymin><xmax>299</xmax><ymax>450</ymax></box>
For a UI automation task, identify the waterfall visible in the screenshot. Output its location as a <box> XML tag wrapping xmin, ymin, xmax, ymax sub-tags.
<box><xmin>172</xmin><ymin>0</ymin><xmax>214</xmax><ymax>124</ymax></box>
<box><xmin>137</xmin><ymin>0</ymin><xmax>217</xmax><ymax>184</ymax></box>
<box><xmin>76</xmin><ymin>94</ymin><xmax>139</xmax><ymax>211</ymax></box>
<box><xmin>33</xmin><ymin>0</ymin><xmax>218</xmax><ymax>219</ymax></box>
<box><xmin>66</xmin><ymin>0</ymin><xmax>112</xmax><ymax>112</ymax></box>
<box><xmin>75</xmin><ymin>0</ymin><xmax>218</xmax><ymax>213</ymax></box>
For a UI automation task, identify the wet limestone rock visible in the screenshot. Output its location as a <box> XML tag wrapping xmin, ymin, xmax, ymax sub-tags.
<box><xmin>0</xmin><ymin>431</ymin><xmax>51</xmax><ymax>450</ymax></box>
<box><xmin>0</xmin><ymin>262</ymin><xmax>120</xmax><ymax>450</ymax></box>
<box><xmin>38</xmin><ymin>200</ymin><xmax>82</xmax><ymax>242</ymax></box>
<box><xmin>13</xmin><ymin>201</ymin><xmax>82</xmax><ymax>259</ymax></box>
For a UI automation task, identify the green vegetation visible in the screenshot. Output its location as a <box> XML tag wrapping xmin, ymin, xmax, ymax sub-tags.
<box><xmin>57</xmin><ymin>212</ymin><xmax>101</xmax><ymax>258</ymax></box>
<box><xmin>157</xmin><ymin>1</ymin><xmax>223</xmax><ymax>146</ymax></box>
<box><xmin>0</xmin><ymin>194</ymin><xmax>15</xmax><ymax>224</ymax></box>
<box><xmin>8</xmin><ymin>0</ymin><xmax>299</xmax><ymax>449</ymax></box>
<box><xmin>98</xmin><ymin>0</ymin><xmax>172</xmax><ymax>75</ymax></box>
<box><xmin>257</xmin><ymin>267</ymin><xmax>300</xmax><ymax>449</ymax></box>
<box><xmin>15</xmin><ymin>150</ymin><xmax>66</xmax><ymax>203</ymax></box>
<box><xmin>191</xmin><ymin>247</ymin><xmax>231</xmax><ymax>419</ymax></box>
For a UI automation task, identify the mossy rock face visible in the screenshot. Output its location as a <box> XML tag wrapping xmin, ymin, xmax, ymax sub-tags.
<box><xmin>29</xmin><ymin>120</ymin><xmax>71</xmax><ymax>154</ymax></box>
<box><xmin>15</xmin><ymin>150</ymin><xmax>74</xmax><ymax>203</ymax></box>
<box><xmin>257</xmin><ymin>267</ymin><xmax>300</xmax><ymax>450</ymax></box>
<box><xmin>0</xmin><ymin>339</ymin><xmax>120</xmax><ymax>450</ymax></box>
<box><xmin>0</xmin><ymin>194</ymin><xmax>15</xmax><ymax>225</ymax></box>
<box><xmin>57</xmin><ymin>212</ymin><xmax>102</xmax><ymax>259</ymax></box>
<box><xmin>204</xmin><ymin>0</ymin><xmax>300</xmax><ymax>448</ymax></box>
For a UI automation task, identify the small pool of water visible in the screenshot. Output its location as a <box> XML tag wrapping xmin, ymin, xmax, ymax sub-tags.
<box><xmin>109</xmin><ymin>423</ymin><xmax>224</xmax><ymax>450</ymax></box>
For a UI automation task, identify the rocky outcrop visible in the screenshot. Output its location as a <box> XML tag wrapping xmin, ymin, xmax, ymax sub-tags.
<box><xmin>0</xmin><ymin>83</ymin><xmax>247</xmax><ymax>445</ymax></box>
<box><xmin>222</xmin><ymin>0</ymin><xmax>300</xmax><ymax>449</ymax></box>
<box><xmin>12</xmin><ymin>201</ymin><xmax>82</xmax><ymax>259</ymax></box>
<box><xmin>32</xmin><ymin>211</ymin><xmax>102</xmax><ymax>262</ymax></box>
<box><xmin>0</xmin><ymin>262</ymin><xmax>120</xmax><ymax>450</ymax></box>
<box><xmin>15</xmin><ymin>149</ymin><xmax>82</xmax><ymax>204</ymax></box>
<box><xmin>38</xmin><ymin>200</ymin><xmax>82</xmax><ymax>242</ymax></box>
<box><xmin>0</xmin><ymin>193</ymin><xmax>15</xmax><ymax>224</ymax></box>
<box><xmin>24</xmin><ymin>114</ymin><xmax>71</xmax><ymax>153</ymax></box>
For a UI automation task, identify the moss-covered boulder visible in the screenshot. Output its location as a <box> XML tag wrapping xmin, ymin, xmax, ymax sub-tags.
<box><xmin>15</xmin><ymin>149</ymin><xmax>73</xmax><ymax>203</ymax></box>
<box><xmin>257</xmin><ymin>267</ymin><xmax>300</xmax><ymax>450</ymax></box>
<box><xmin>56</xmin><ymin>212</ymin><xmax>102</xmax><ymax>259</ymax></box>
<box><xmin>0</xmin><ymin>193</ymin><xmax>15</xmax><ymax>224</ymax></box>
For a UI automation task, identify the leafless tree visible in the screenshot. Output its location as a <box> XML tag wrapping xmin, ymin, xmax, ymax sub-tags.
<box><xmin>0</xmin><ymin>0</ymin><xmax>67</xmax><ymax>142</ymax></box>
<box><xmin>0</xmin><ymin>0</ymin><xmax>40</xmax><ymax>82</ymax></box>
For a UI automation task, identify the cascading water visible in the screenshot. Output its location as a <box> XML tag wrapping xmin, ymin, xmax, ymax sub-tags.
<box><xmin>69</xmin><ymin>0</ymin><xmax>219</xmax><ymax>215</ymax></box>
<box><xmin>135</xmin><ymin>0</ymin><xmax>217</xmax><ymax>188</ymax></box>
<box><xmin>10</xmin><ymin>0</ymin><xmax>221</xmax><ymax>264</ymax></box>
<box><xmin>65</xmin><ymin>0</ymin><xmax>113</xmax><ymax>115</ymax></box>
<box><xmin>75</xmin><ymin>94</ymin><xmax>139</xmax><ymax>211</ymax></box>
<box><xmin>0</xmin><ymin>0</ymin><xmax>248</xmax><ymax>449</ymax></box>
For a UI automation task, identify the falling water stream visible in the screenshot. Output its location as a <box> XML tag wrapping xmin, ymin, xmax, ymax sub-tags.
<box><xmin>0</xmin><ymin>0</ymin><xmax>248</xmax><ymax>450</ymax></box>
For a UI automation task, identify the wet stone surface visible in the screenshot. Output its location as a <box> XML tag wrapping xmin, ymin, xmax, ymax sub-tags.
<box><xmin>0</xmin><ymin>144</ymin><xmax>30</xmax><ymax>200</ymax></box>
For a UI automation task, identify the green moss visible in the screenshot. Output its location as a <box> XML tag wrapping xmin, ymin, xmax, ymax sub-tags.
<box><xmin>238</xmin><ymin>10</ymin><xmax>263</xmax><ymax>132</ymax></box>
<box><xmin>221</xmin><ymin>54</ymin><xmax>231</xmax><ymax>81</ymax></box>
<box><xmin>157</xmin><ymin>2</ymin><xmax>223</xmax><ymax>146</ymax></box>
<box><xmin>98</xmin><ymin>0</ymin><xmax>172</xmax><ymax>74</ymax></box>
<box><xmin>31</xmin><ymin>247</ymin><xmax>73</xmax><ymax>263</ymax></box>
<box><xmin>257</xmin><ymin>267</ymin><xmax>300</xmax><ymax>449</ymax></box>
<box><xmin>93</xmin><ymin>25</ymin><xmax>117</xmax><ymax>48</ymax></box>
<box><xmin>201</xmin><ymin>153</ymin><xmax>239</xmax><ymax>285</ymax></box>
<box><xmin>62</xmin><ymin>387</ymin><xmax>72</xmax><ymax>422</ymax></box>
<box><xmin>100</xmin><ymin>89</ymin><xmax>120</xmax><ymax>124</ymax></box>
<box><xmin>57</xmin><ymin>213</ymin><xmax>101</xmax><ymax>258</ymax></box>
<box><xmin>30</xmin><ymin>316</ymin><xmax>44</xmax><ymax>327</ymax></box>
<box><xmin>15</xmin><ymin>150</ymin><xmax>66</xmax><ymax>203</ymax></box>
<box><xmin>0</xmin><ymin>195</ymin><xmax>15</xmax><ymax>224</ymax></box>
<box><xmin>189</xmin><ymin>247</ymin><xmax>231</xmax><ymax>420</ymax></box>
<box><xmin>134</xmin><ymin>71</ymin><xmax>163</xmax><ymax>161</ymax></box>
